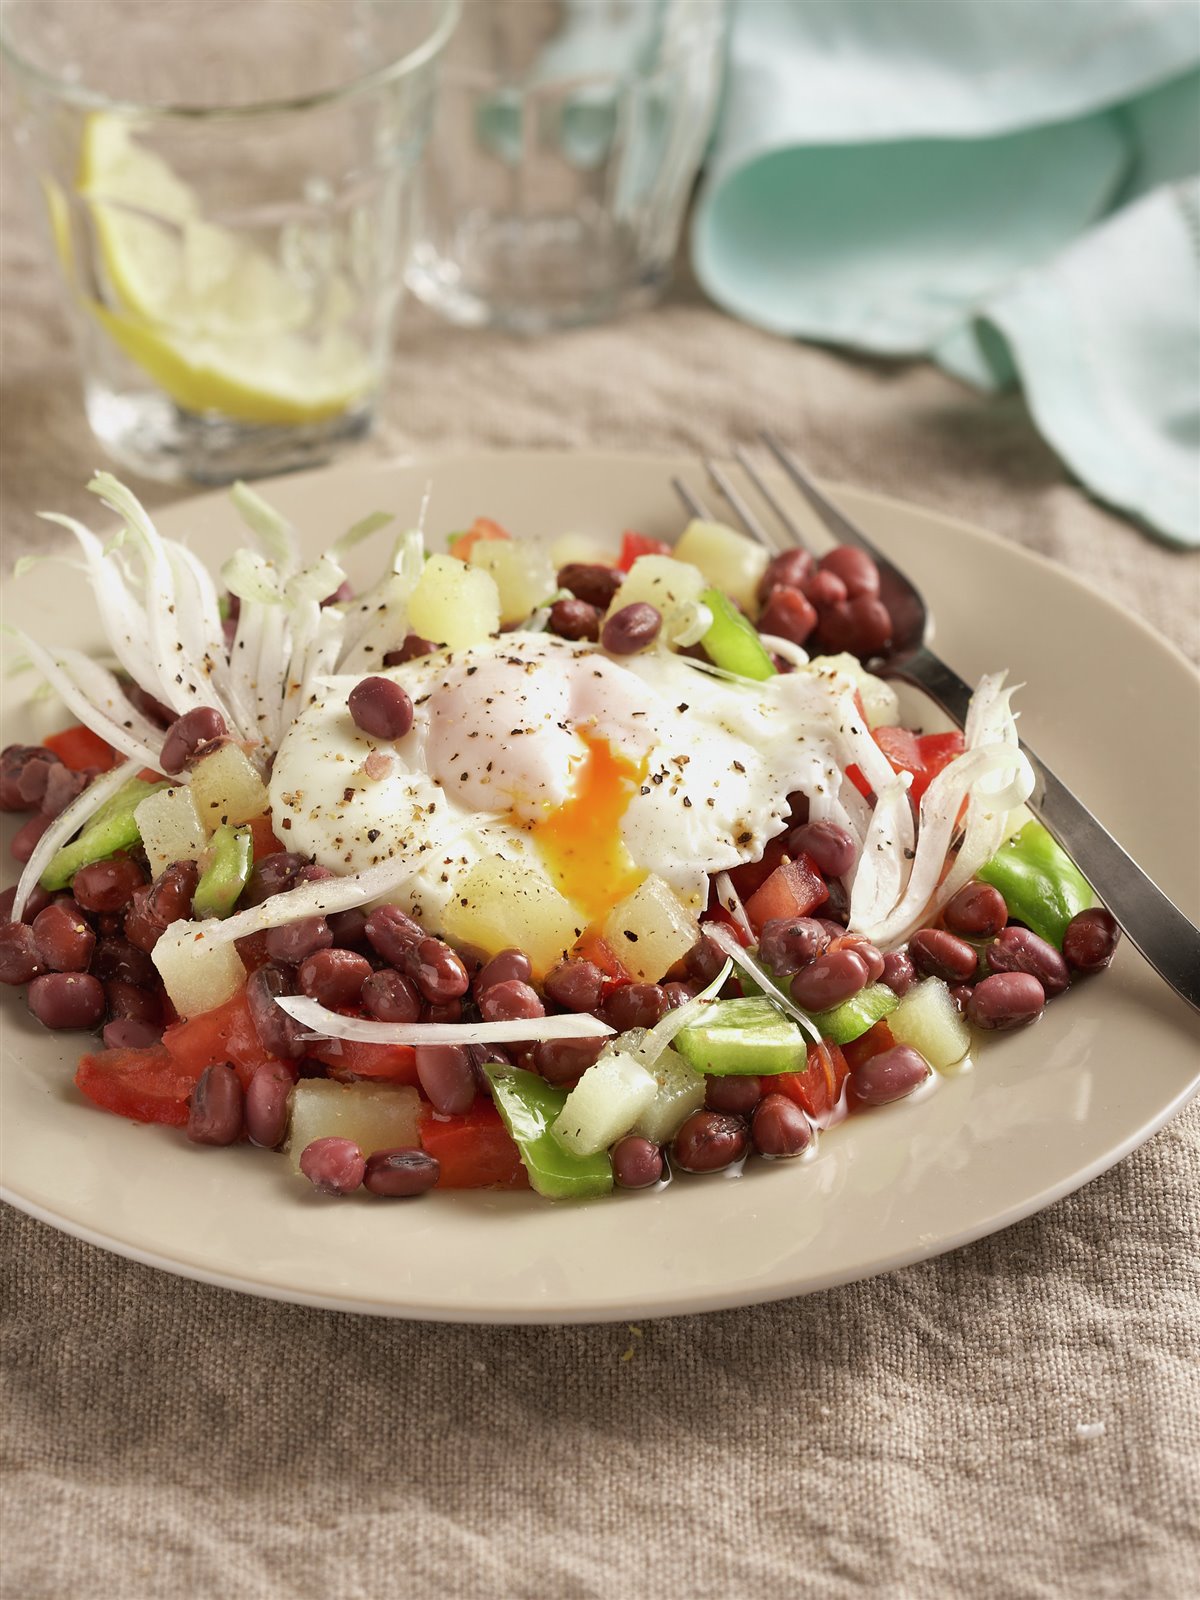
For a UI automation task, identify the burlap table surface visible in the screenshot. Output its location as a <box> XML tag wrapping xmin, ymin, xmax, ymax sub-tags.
<box><xmin>3</xmin><ymin>125</ymin><xmax>1200</xmax><ymax>1599</ymax></box>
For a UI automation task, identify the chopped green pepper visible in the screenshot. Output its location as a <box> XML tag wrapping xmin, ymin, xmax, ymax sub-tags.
<box><xmin>192</xmin><ymin>824</ymin><xmax>254</xmax><ymax>919</ymax></box>
<box><xmin>801</xmin><ymin>982</ymin><xmax>899</xmax><ymax>1045</ymax></box>
<box><xmin>673</xmin><ymin>996</ymin><xmax>806</xmax><ymax>1075</ymax></box>
<box><xmin>40</xmin><ymin>776</ymin><xmax>170</xmax><ymax>891</ymax></box>
<box><xmin>485</xmin><ymin>1066</ymin><xmax>613</xmax><ymax>1200</ymax></box>
<box><xmin>977</xmin><ymin>820</ymin><xmax>1096</xmax><ymax>949</ymax></box>
<box><xmin>699</xmin><ymin>587</ymin><xmax>777</xmax><ymax>681</ymax></box>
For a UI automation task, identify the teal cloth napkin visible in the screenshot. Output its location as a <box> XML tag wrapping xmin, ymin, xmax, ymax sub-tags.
<box><xmin>691</xmin><ymin>0</ymin><xmax>1200</xmax><ymax>547</ymax></box>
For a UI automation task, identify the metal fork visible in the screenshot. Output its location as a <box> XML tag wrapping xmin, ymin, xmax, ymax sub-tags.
<box><xmin>673</xmin><ymin>434</ymin><xmax>1200</xmax><ymax>1014</ymax></box>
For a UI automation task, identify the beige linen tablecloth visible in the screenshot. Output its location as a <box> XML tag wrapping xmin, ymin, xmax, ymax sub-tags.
<box><xmin>3</xmin><ymin>148</ymin><xmax>1200</xmax><ymax>1599</ymax></box>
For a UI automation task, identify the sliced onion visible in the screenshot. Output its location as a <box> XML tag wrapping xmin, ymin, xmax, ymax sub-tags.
<box><xmin>713</xmin><ymin>872</ymin><xmax>754</xmax><ymax>943</ymax></box>
<box><xmin>625</xmin><ymin>956</ymin><xmax>734</xmax><ymax>1065</ymax></box>
<box><xmin>847</xmin><ymin>773</ymin><xmax>913</xmax><ymax>931</ymax></box>
<box><xmin>758</xmin><ymin>633</ymin><xmax>810</xmax><ymax>667</ymax></box>
<box><xmin>276</xmin><ymin>993</ymin><xmax>614</xmax><ymax>1046</ymax></box>
<box><xmin>700</xmin><ymin>920</ymin><xmax>821</xmax><ymax>1042</ymax></box>
<box><xmin>11</xmin><ymin>758</ymin><xmax>142</xmax><ymax>921</ymax></box>
<box><xmin>11</xmin><ymin>633</ymin><xmax>164</xmax><ymax>769</ymax></box>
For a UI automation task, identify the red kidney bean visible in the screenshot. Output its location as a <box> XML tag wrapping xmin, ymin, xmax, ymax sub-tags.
<box><xmin>787</xmin><ymin>821</ymin><xmax>857</xmax><ymax>879</ymax></box>
<box><xmin>557</xmin><ymin>562</ymin><xmax>623</xmax><ymax>610</ymax></box>
<box><xmin>159</xmin><ymin>707</ymin><xmax>228</xmax><ymax>776</ymax></box>
<box><xmin>533</xmin><ymin>1036</ymin><xmax>605</xmax><ymax>1086</ymax></box>
<box><xmin>790</xmin><ymin>949</ymin><xmax>869</xmax><ymax>1011</ymax></box>
<box><xmin>123</xmin><ymin>887</ymin><xmax>166</xmax><ymax>953</ymax></box>
<box><xmin>186</xmin><ymin>1063</ymin><xmax>243</xmax><ymax>1146</ymax></box>
<box><xmin>757</xmin><ymin>586</ymin><xmax>817</xmax><ymax>648</ymax></box>
<box><xmin>832</xmin><ymin>936</ymin><xmax>884</xmax><ymax>982</ymax></box>
<box><xmin>662</xmin><ymin>981</ymin><xmax>696</xmax><ymax>1007</ymax></box>
<box><xmin>32</xmin><ymin>901</ymin><xmax>95</xmax><ymax>973</ymax></box>
<box><xmin>105</xmin><ymin>978</ymin><xmax>163</xmax><ymax>1025</ymax></box>
<box><xmin>816</xmin><ymin>596</ymin><xmax>891</xmax><ymax>659</ymax></box>
<box><xmin>91</xmin><ymin>936</ymin><xmax>157</xmax><ymax>988</ymax></box>
<box><xmin>16</xmin><ymin>751</ymin><xmax>59</xmax><ymax>808</ymax></box>
<box><xmin>11</xmin><ymin>813</ymin><xmax>52</xmax><ymax>863</ymax></box>
<box><xmin>683</xmin><ymin>935</ymin><xmax>726</xmax><ymax>987</ymax></box>
<box><xmin>40</xmin><ymin>764</ymin><xmax>89</xmax><ymax>819</ymax></box>
<box><xmin>0</xmin><ymin>883</ymin><xmax>52</xmax><ymax>924</ymax></box>
<box><xmin>543</xmin><ymin>959</ymin><xmax>604</xmax><ymax>1013</ymax></box>
<box><xmin>265</xmin><ymin>916</ymin><xmax>332</xmax><ymax>966</ymax></box>
<box><xmin>475</xmin><ymin>948</ymin><xmax>533</xmax><ymax>994</ymax></box>
<box><xmin>671</xmin><ymin>1110</ymin><xmax>749</xmax><ymax>1173</ymax></box>
<box><xmin>124</xmin><ymin>682</ymin><xmax>174</xmax><ymax>727</ymax></box>
<box><xmin>986</xmin><ymin>926</ymin><xmax>1070</xmax><ymax>998</ymax></box>
<box><xmin>819</xmin><ymin>545</ymin><xmax>880</xmax><ymax>598</ymax></box>
<box><xmin>299</xmin><ymin>1136</ymin><xmax>364</xmax><ymax>1195</ymax></box>
<box><xmin>851</xmin><ymin>1045</ymin><xmax>931</xmax><ymax>1106</ymax></box>
<box><xmin>147</xmin><ymin>859</ymin><xmax>200</xmax><ymax>926</ymax></box>
<box><xmin>245</xmin><ymin>1060</ymin><xmax>297</xmax><ymax>1149</ymax></box>
<box><xmin>322</xmin><ymin>580</ymin><xmax>354</xmax><ymax>607</ymax></box>
<box><xmin>967</xmin><ymin>971</ymin><xmax>1045</xmax><ymax>1030</ymax></box>
<box><xmin>382</xmin><ymin>633</ymin><xmax>438</xmax><ymax>667</ymax></box>
<box><xmin>415</xmin><ymin>1043</ymin><xmax>476</xmax><ymax>1115</ymax></box>
<box><xmin>72</xmin><ymin>855</ymin><xmax>147</xmax><ymax>914</ymax></box>
<box><xmin>361</xmin><ymin>968</ymin><xmax>422</xmax><ymax>1023</ymax></box>
<box><xmin>102</xmin><ymin>1017</ymin><xmax>162</xmax><ymax>1050</ymax></box>
<box><xmin>803</xmin><ymin>569</ymin><xmax>847</xmax><ymax>608</ymax></box>
<box><xmin>757</xmin><ymin>548</ymin><xmax>815</xmax><ymax>605</ymax></box>
<box><xmin>943</xmin><ymin>880</ymin><xmax>1008</xmax><ymax>939</ymax></box>
<box><xmin>327</xmin><ymin>906</ymin><xmax>371</xmax><ymax>951</ymax></box>
<box><xmin>751</xmin><ymin>1094</ymin><xmax>813</xmax><ymax>1157</ymax></box>
<box><xmin>241</xmin><ymin>851</ymin><xmax>308</xmax><ymax>908</ymax></box>
<box><xmin>348</xmin><ymin>676</ymin><xmax>414</xmax><ymax>741</ymax></box>
<box><xmin>949</xmin><ymin>983</ymin><xmax>973</xmax><ymax>1016</ymax></box>
<box><xmin>601</xmin><ymin>602</ymin><xmax>661</xmax><ymax>656</ymax></box>
<box><xmin>477</xmin><ymin>979</ymin><xmax>545</xmax><ymax>1023</ymax></box>
<box><xmin>1062</xmin><ymin>908</ymin><xmax>1120</xmax><ymax>974</ymax></box>
<box><xmin>909</xmin><ymin>927</ymin><xmax>978</xmax><ymax>984</ymax></box>
<box><xmin>298</xmin><ymin>947</ymin><xmax>372</xmax><ymax>1008</ymax></box>
<box><xmin>27</xmin><ymin>971</ymin><xmax>106</xmax><ymax>1029</ymax></box>
<box><xmin>364</xmin><ymin>904</ymin><xmax>425</xmax><ymax>967</ymax></box>
<box><xmin>1</xmin><ymin>746</ymin><xmax>56</xmax><ymax>811</ymax></box>
<box><xmin>549</xmin><ymin>598</ymin><xmax>601</xmax><ymax>642</ymax></box>
<box><xmin>246</xmin><ymin>964</ymin><xmax>306</xmax><ymax>1059</ymax></box>
<box><xmin>423</xmin><ymin>998</ymin><xmax>463</xmax><ymax>1024</ymax></box>
<box><xmin>406</xmin><ymin>937</ymin><xmax>469</xmax><ymax>1004</ymax></box>
<box><xmin>603</xmin><ymin>982</ymin><xmax>669</xmax><ymax>1032</ymax></box>
<box><xmin>611</xmin><ymin>1136</ymin><xmax>664</xmax><ymax>1189</ymax></box>
<box><xmin>363</xmin><ymin>1148</ymin><xmax>440</xmax><ymax>1198</ymax></box>
<box><xmin>0</xmin><ymin>920</ymin><xmax>45</xmax><ymax>984</ymax></box>
<box><xmin>705</xmin><ymin>1074</ymin><xmax>762</xmax><ymax>1115</ymax></box>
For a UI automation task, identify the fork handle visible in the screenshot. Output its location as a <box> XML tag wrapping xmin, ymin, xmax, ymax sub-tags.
<box><xmin>893</xmin><ymin>648</ymin><xmax>1200</xmax><ymax>1013</ymax></box>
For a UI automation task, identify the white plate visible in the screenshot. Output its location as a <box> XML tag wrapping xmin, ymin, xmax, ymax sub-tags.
<box><xmin>1</xmin><ymin>450</ymin><xmax>1197</xmax><ymax>1323</ymax></box>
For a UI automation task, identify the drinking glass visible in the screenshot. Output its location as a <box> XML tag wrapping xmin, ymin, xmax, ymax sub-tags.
<box><xmin>407</xmin><ymin>0</ymin><xmax>729</xmax><ymax>333</ymax></box>
<box><xmin>1</xmin><ymin>0</ymin><xmax>459</xmax><ymax>483</ymax></box>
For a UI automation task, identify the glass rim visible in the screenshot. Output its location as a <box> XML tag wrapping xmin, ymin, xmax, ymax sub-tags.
<box><xmin>0</xmin><ymin>0</ymin><xmax>462</xmax><ymax>121</ymax></box>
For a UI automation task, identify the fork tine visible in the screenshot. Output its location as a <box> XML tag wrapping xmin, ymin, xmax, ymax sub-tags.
<box><xmin>761</xmin><ymin>430</ymin><xmax>889</xmax><ymax>565</ymax></box>
<box><xmin>672</xmin><ymin>476</ymin><xmax>713</xmax><ymax>522</ymax></box>
<box><xmin>733</xmin><ymin>445</ymin><xmax>817</xmax><ymax>556</ymax></box>
<box><xmin>704</xmin><ymin>457</ymin><xmax>784</xmax><ymax>552</ymax></box>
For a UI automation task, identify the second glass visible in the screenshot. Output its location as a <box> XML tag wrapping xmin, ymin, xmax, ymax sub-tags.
<box><xmin>407</xmin><ymin>0</ymin><xmax>729</xmax><ymax>333</ymax></box>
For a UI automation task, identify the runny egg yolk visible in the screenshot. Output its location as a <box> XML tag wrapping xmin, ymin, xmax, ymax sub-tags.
<box><xmin>532</xmin><ymin>732</ymin><xmax>647</xmax><ymax>926</ymax></box>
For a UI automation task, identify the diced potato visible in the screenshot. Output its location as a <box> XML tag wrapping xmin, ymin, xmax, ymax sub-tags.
<box><xmin>672</xmin><ymin>519</ymin><xmax>769</xmax><ymax>613</ymax></box>
<box><xmin>551</xmin><ymin>1051</ymin><xmax>657</xmax><ymax>1156</ymax></box>
<box><xmin>134</xmin><ymin>785</ymin><xmax>208</xmax><ymax>876</ymax></box>
<box><xmin>888</xmin><ymin>977</ymin><xmax>970</xmax><ymax>1070</ymax></box>
<box><xmin>441</xmin><ymin>856</ymin><xmax>582</xmax><ymax>976</ymax></box>
<box><xmin>469</xmin><ymin>538</ymin><xmax>556</xmax><ymax>625</ymax></box>
<box><xmin>632</xmin><ymin>1045</ymin><xmax>706</xmax><ymax>1143</ymax></box>
<box><xmin>606</xmin><ymin>554</ymin><xmax>708</xmax><ymax>644</ymax></box>
<box><xmin>408</xmin><ymin>553</ymin><xmax>501</xmax><ymax>650</ymax></box>
<box><xmin>808</xmin><ymin>653</ymin><xmax>900</xmax><ymax>729</ymax></box>
<box><xmin>151</xmin><ymin>921</ymin><xmax>244</xmax><ymax>1017</ymax></box>
<box><xmin>550</xmin><ymin>532</ymin><xmax>614</xmax><ymax>569</ymax></box>
<box><xmin>189</xmin><ymin>743</ymin><xmax>270</xmax><ymax>833</ymax></box>
<box><xmin>287</xmin><ymin>1080</ymin><xmax>422</xmax><ymax>1174</ymax></box>
<box><xmin>603</xmin><ymin>874</ymin><xmax>698</xmax><ymax>983</ymax></box>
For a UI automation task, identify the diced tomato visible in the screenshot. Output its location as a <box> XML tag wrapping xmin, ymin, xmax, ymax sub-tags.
<box><xmin>572</xmin><ymin>932</ymin><xmax>629</xmax><ymax>993</ymax></box>
<box><xmin>162</xmin><ymin>988</ymin><xmax>275</xmax><ymax>1088</ymax></box>
<box><xmin>774</xmin><ymin>1040</ymin><xmax>849</xmax><ymax>1122</ymax></box>
<box><xmin>245</xmin><ymin>814</ymin><xmax>285</xmax><ymax>860</ymax></box>
<box><xmin>856</xmin><ymin>725</ymin><xmax>966</xmax><ymax>806</ymax></box>
<box><xmin>914</xmin><ymin>731</ymin><xmax>965</xmax><ymax>800</ymax></box>
<box><xmin>743</xmin><ymin>853</ymin><xmax>828</xmax><ymax>933</ymax></box>
<box><xmin>841</xmin><ymin>1019</ymin><xmax>895</xmax><ymax>1073</ymax></box>
<box><xmin>307</xmin><ymin>1036</ymin><xmax>418</xmax><ymax>1085</ymax></box>
<box><xmin>449</xmin><ymin>517</ymin><xmax>512</xmax><ymax>562</ymax></box>
<box><xmin>421</xmin><ymin>1101</ymin><xmax>528</xmax><ymax>1189</ymax></box>
<box><xmin>873</xmin><ymin>725</ymin><xmax>923</xmax><ymax>786</ymax></box>
<box><xmin>726</xmin><ymin>834</ymin><xmax>791</xmax><ymax>901</ymax></box>
<box><xmin>137</xmin><ymin>767</ymin><xmax>166</xmax><ymax>783</ymax></box>
<box><xmin>43</xmin><ymin>724</ymin><xmax>118</xmax><ymax>773</ymax></box>
<box><xmin>845</xmin><ymin>763</ymin><xmax>872</xmax><ymax>800</ymax></box>
<box><xmin>618</xmin><ymin>530</ymin><xmax>673</xmax><ymax>571</ymax></box>
<box><xmin>75</xmin><ymin>1045</ymin><xmax>203</xmax><ymax>1126</ymax></box>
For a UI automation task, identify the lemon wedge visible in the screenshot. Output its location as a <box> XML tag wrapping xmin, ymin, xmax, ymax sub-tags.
<box><xmin>76</xmin><ymin>114</ymin><xmax>374</xmax><ymax>427</ymax></box>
